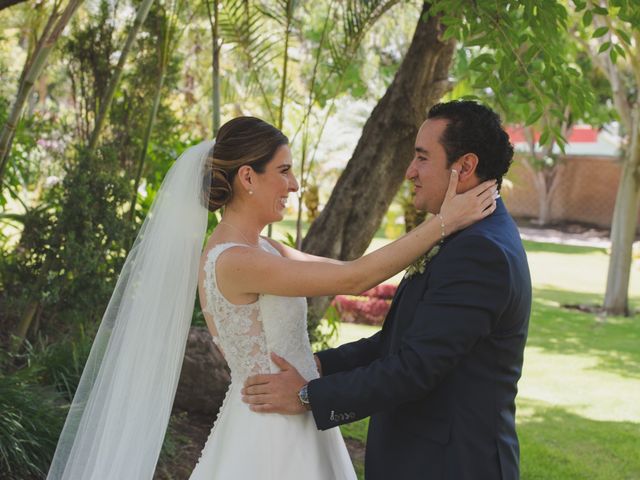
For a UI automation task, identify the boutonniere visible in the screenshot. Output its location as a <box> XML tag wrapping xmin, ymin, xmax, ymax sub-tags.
<box><xmin>404</xmin><ymin>244</ymin><xmax>442</xmax><ymax>279</ymax></box>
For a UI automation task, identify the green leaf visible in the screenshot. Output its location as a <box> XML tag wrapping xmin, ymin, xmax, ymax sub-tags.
<box><xmin>591</xmin><ymin>5</ymin><xmax>608</xmax><ymax>15</ymax></box>
<box><xmin>550</xmin><ymin>108</ymin><xmax>563</xmax><ymax>118</ymax></box>
<box><xmin>566</xmin><ymin>66</ymin><xmax>580</xmax><ymax>77</ymax></box>
<box><xmin>465</xmin><ymin>31</ymin><xmax>489</xmax><ymax>47</ymax></box>
<box><xmin>538</xmin><ymin>130</ymin><xmax>550</xmax><ymax>147</ymax></box>
<box><xmin>441</xmin><ymin>25</ymin><xmax>458</xmax><ymax>41</ymax></box>
<box><xmin>573</xmin><ymin>0</ymin><xmax>587</xmax><ymax>12</ymax></box>
<box><xmin>551</xmin><ymin>125</ymin><xmax>565</xmax><ymax>145</ymax></box>
<box><xmin>526</xmin><ymin>110</ymin><xmax>543</xmax><ymax>126</ymax></box>
<box><xmin>615</xmin><ymin>28</ymin><xmax>631</xmax><ymax>45</ymax></box>
<box><xmin>440</xmin><ymin>15</ymin><xmax>460</xmax><ymax>27</ymax></box>
<box><xmin>598</xmin><ymin>41</ymin><xmax>612</xmax><ymax>53</ymax></box>
<box><xmin>592</xmin><ymin>26</ymin><xmax>608</xmax><ymax>38</ymax></box>
<box><xmin>582</xmin><ymin>10</ymin><xmax>593</xmax><ymax>27</ymax></box>
<box><xmin>468</xmin><ymin>53</ymin><xmax>496</xmax><ymax>71</ymax></box>
<box><xmin>523</xmin><ymin>46</ymin><xmax>539</xmax><ymax>64</ymax></box>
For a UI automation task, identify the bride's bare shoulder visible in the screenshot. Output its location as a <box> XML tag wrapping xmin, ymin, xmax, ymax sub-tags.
<box><xmin>201</xmin><ymin>231</ymin><xmax>240</xmax><ymax>256</ymax></box>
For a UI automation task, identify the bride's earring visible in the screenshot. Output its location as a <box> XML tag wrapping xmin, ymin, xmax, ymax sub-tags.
<box><xmin>249</xmin><ymin>190</ymin><xmax>254</xmax><ymax>195</ymax></box>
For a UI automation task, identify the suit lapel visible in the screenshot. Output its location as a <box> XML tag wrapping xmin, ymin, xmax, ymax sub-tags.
<box><xmin>384</xmin><ymin>200</ymin><xmax>508</xmax><ymax>349</ymax></box>
<box><xmin>387</xmin><ymin>270</ymin><xmax>429</xmax><ymax>350</ymax></box>
<box><xmin>385</xmin><ymin>237</ymin><xmax>455</xmax><ymax>350</ymax></box>
<box><xmin>381</xmin><ymin>275</ymin><xmax>410</xmax><ymax>330</ymax></box>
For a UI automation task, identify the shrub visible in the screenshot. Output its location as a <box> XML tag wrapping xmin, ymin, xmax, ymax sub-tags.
<box><xmin>0</xmin><ymin>372</ymin><xmax>64</xmax><ymax>479</ymax></box>
<box><xmin>0</xmin><ymin>330</ymin><xmax>95</xmax><ymax>478</ymax></box>
<box><xmin>24</xmin><ymin>329</ymin><xmax>93</xmax><ymax>402</ymax></box>
<box><xmin>332</xmin><ymin>283</ymin><xmax>397</xmax><ymax>326</ymax></box>
<box><xmin>360</xmin><ymin>284</ymin><xmax>397</xmax><ymax>300</ymax></box>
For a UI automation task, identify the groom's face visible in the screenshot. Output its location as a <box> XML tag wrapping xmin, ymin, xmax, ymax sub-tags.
<box><xmin>406</xmin><ymin>119</ymin><xmax>453</xmax><ymax>214</ymax></box>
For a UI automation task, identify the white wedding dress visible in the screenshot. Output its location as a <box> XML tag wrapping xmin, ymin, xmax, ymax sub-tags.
<box><xmin>189</xmin><ymin>239</ymin><xmax>357</xmax><ymax>479</ymax></box>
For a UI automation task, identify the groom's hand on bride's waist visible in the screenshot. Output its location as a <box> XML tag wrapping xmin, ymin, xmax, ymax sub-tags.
<box><xmin>242</xmin><ymin>352</ymin><xmax>309</xmax><ymax>415</ymax></box>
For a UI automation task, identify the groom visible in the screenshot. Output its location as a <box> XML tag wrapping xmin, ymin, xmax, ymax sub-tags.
<box><xmin>243</xmin><ymin>100</ymin><xmax>532</xmax><ymax>480</ymax></box>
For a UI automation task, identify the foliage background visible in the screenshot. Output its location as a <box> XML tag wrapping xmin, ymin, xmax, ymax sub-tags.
<box><xmin>0</xmin><ymin>0</ymin><xmax>638</xmax><ymax>478</ymax></box>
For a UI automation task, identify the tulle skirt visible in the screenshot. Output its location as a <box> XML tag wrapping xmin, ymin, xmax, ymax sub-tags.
<box><xmin>189</xmin><ymin>382</ymin><xmax>357</xmax><ymax>480</ymax></box>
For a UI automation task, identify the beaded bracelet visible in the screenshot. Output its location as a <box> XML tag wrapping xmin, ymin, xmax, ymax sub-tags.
<box><xmin>436</xmin><ymin>213</ymin><xmax>446</xmax><ymax>243</ymax></box>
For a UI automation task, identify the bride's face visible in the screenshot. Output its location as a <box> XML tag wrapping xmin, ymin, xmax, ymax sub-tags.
<box><xmin>254</xmin><ymin>145</ymin><xmax>299</xmax><ymax>223</ymax></box>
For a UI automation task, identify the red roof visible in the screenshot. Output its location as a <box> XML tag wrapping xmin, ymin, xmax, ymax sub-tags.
<box><xmin>506</xmin><ymin>126</ymin><xmax>598</xmax><ymax>144</ymax></box>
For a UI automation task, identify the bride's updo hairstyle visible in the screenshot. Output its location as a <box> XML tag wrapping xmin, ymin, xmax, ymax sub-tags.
<box><xmin>205</xmin><ymin>116</ymin><xmax>289</xmax><ymax>212</ymax></box>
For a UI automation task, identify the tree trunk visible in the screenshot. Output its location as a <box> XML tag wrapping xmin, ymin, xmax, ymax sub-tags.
<box><xmin>604</xmin><ymin>111</ymin><xmax>640</xmax><ymax>316</ymax></box>
<box><xmin>174</xmin><ymin>327</ymin><xmax>230</xmax><ymax>416</ymax></box>
<box><xmin>0</xmin><ymin>0</ymin><xmax>84</xmax><ymax>187</ymax></box>
<box><xmin>128</xmin><ymin>61</ymin><xmax>167</xmax><ymax>223</ymax></box>
<box><xmin>545</xmin><ymin>165</ymin><xmax>563</xmax><ymax>224</ymax></box>
<box><xmin>87</xmin><ymin>0</ymin><xmax>155</xmax><ymax>151</ymax></box>
<box><xmin>11</xmin><ymin>300</ymin><xmax>38</xmax><ymax>351</ymax></box>
<box><xmin>270</xmin><ymin>0</ymin><xmax>293</xmax><ymax>240</ymax></box>
<box><xmin>533</xmin><ymin>171</ymin><xmax>550</xmax><ymax>225</ymax></box>
<box><xmin>295</xmin><ymin>146</ymin><xmax>307</xmax><ymax>248</ymax></box>
<box><xmin>206</xmin><ymin>0</ymin><xmax>220</xmax><ymax>136</ymax></box>
<box><xmin>277</xmin><ymin>0</ymin><xmax>293</xmax><ymax>130</ymax></box>
<box><xmin>12</xmin><ymin>232</ymin><xmax>58</xmax><ymax>350</ymax></box>
<box><xmin>302</xmin><ymin>3</ymin><xmax>455</xmax><ymax>329</ymax></box>
<box><xmin>534</xmin><ymin>165</ymin><xmax>564</xmax><ymax>226</ymax></box>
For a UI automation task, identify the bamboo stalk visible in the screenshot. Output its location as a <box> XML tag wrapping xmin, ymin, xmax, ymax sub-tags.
<box><xmin>128</xmin><ymin>61</ymin><xmax>167</xmax><ymax>224</ymax></box>
<box><xmin>277</xmin><ymin>0</ymin><xmax>293</xmax><ymax>131</ymax></box>
<box><xmin>128</xmin><ymin>65</ymin><xmax>166</xmax><ymax>224</ymax></box>
<box><xmin>87</xmin><ymin>0</ymin><xmax>155</xmax><ymax>151</ymax></box>
<box><xmin>129</xmin><ymin>0</ymin><xmax>184</xmax><ymax>225</ymax></box>
<box><xmin>0</xmin><ymin>0</ymin><xmax>84</xmax><ymax>188</ymax></box>
<box><xmin>206</xmin><ymin>0</ymin><xmax>221</xmax><ymax>136</ymax></box>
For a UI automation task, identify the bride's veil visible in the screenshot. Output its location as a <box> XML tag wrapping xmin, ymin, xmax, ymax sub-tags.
<box><xmin>47</xmin><ymin>140</ymin><xmax>214</xmax><ymax>479</ymax></box>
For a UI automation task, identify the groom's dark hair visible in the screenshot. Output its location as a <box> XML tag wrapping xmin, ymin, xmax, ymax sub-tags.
<box><xmin>427</xmin><ymin>100</ymin><xmax>514</xmax><ymax>190</ymax></box>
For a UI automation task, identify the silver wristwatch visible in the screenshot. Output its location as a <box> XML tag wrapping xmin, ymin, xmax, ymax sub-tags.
<box><xmin>298</xmin><ymin>384</ymin><xmax>311</xmax><ymax>409</ymax></box>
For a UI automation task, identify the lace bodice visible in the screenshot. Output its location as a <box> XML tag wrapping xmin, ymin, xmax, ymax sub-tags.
<box><xmin>202</xmin><ymin>239</ymin><xmax>319</xmax><ymax>382</ymax></box>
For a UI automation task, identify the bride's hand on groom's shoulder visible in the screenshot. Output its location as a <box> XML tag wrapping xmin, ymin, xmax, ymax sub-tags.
<box><xmin>242</xmin><ymin>352</ymin><xmax>308</xmax><ymax>415</ymax></box>
<box><xmin>439</xmin><ymin>170</ymin><xmax>497</xmax><ymax>233</ymax></box>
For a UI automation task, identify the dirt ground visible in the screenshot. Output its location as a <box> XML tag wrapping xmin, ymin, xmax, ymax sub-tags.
<box><xmin>516</xmin><ymin>219</ymin><xmax>616</xmax><ymax>248</ymax></box>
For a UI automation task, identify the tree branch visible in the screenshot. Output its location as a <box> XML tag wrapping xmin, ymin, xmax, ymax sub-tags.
<box><xmin>574</xmin><ymin>29</ymin><xmax>632</xmax><ymax>132</ymax></box>
<box><xmin>600</xmin><ymin>14</ymin><xmax>638</xmax><ymax>74</ymax></box>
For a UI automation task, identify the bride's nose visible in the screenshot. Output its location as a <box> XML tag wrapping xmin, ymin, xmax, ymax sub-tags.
<box><xmin>289</xmin><ymin>174</ymin><xmax>299</xmax><ymax>192</ymax></box>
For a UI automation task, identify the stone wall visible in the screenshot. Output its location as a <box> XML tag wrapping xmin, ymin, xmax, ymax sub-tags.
<box><xmin>504</xmin><ymin>154</ymin><xmax>629</xmax><ymax>228</ymax></box>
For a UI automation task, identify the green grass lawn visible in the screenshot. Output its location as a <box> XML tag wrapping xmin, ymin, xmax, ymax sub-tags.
<box><xmin>328</xmin><ymin>240</ymin><xmax>640</xmax><ymax>479</ymax></box>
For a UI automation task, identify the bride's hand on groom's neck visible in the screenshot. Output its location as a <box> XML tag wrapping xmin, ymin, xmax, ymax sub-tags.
<box><xmin>439</xmin><ymin>171</ymin><xmax>497</xmax><ymax>233</ymax></box>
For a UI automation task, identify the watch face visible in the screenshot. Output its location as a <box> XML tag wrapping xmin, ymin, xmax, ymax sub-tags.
<box><xmin>299</xmin><ymin>385</ymin><xmax>309</xmax><ymax>404</ymax></box>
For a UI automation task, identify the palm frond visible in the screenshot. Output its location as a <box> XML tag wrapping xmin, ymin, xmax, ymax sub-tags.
<box><xmin>219</xmin><ymin>0</ymin><xmax>279</xmax><ymax>71</ymax></box>
<box><xmin>328</xmin><ymin>0</ymin><xmax>400</xmax><ymax>77</ymax></box>
<box><xmin>219</xmin><ymin>0</ymin><xmax>287</xmax><ymax>121</ymax></box>
<box><xmin>256</xmin><ymin>0</ymin><xmax>299</xmax><ymax>27</ymax></box>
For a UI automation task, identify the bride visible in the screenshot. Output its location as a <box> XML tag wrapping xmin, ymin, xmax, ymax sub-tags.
<box><xmin>47</xmin><ymin>116</ymin><xmax>496</xmax><ymax>479</ymax></box>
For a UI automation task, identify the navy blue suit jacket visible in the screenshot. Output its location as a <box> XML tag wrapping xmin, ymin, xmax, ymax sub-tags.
<box><xmin>309</xmin><ymin>199</ymin><xmax>531</xmax><ymax>480</ymax></box>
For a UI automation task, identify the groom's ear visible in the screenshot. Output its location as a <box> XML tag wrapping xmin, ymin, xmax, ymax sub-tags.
<box><xmin>455</xmin><ymin>153</ymin><xmax>479</xmax><ymax>184</ymax></box>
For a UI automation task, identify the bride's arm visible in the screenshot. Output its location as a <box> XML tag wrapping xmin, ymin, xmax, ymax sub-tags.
<box><xmin>260</xmin><ymin>238</ymin><xmax>342</xmax><ymax>265</ymax></box>
<box><xmin>219</xmin><ymin>172</ymin><xmax>496</xmax><ymax>298</ymax></box>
